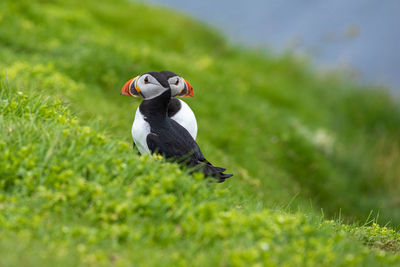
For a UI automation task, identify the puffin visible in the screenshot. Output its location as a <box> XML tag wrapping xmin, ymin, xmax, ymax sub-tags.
<box><xmin>161</xmin><ymin>70</ymin><xmax>197</xmax><ymax>139</ymax></box>
<box><xmin>122</xmin><ymin>71</ymin><xmax>197</xmax><ymax>140</ymax></box>
<box><xmin>120</xmin><ymin>71</ymin><xmax>232</xmax><ymax>182</ymax></box>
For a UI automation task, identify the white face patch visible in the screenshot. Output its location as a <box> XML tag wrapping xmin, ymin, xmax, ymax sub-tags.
<box><xmin>136</xmin><ymin>74</ymin><xmax>169</xmax><ymax>100</ymax></box>
<box><xmin>168</xmin><ymin>76</ymin><xmax>185</xmax><ymax>97</ymax></box>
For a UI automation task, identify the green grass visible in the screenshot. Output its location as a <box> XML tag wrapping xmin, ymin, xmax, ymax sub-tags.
<box><xmin>1</xmin><ymin>0</ymin><xmax>400</xmax><ymax>265</ymax></box>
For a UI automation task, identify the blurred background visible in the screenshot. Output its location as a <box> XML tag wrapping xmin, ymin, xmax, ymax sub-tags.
<box><xmin>145</xmin><ymin>0</ymin><xmax>400</xmax><ymax>91</ymax></box>
<box><xmin>1</xmin><ymin>0</ymin><xmax>400</xmax><ymax>264</ymax></box>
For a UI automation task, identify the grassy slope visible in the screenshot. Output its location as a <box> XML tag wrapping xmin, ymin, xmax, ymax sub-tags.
<box><xmin>0</xmin><ymin>0</ymin><xmax>400</xmax><ymax>265</ymax></box>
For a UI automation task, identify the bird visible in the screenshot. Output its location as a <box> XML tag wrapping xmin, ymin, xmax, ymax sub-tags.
<box><xmin>120</xmin><ymin>71</ymin><xmax>232</xmax><ymax>182</ymax></box>
<box><xmin>122</xmin><ymin>71</ymin><xmax>197</xmax><ymax>140</ymax></box>
<box><xmin>160</xmin><ymin>70</ymin><xmax>197</xmax><ymax>140</ymax></box>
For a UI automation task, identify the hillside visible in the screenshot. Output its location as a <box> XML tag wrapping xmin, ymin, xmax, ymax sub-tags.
<box><xmin>1</xmin><ymin>0</ymin><xmax>400</xmax><ymax>265</ymax></box>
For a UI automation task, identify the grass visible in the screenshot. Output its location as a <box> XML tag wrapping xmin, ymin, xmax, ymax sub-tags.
<box><xmin>0</xmin><ymin>0</ymin><xmax>400</xmax><ymax>265</ymax></box>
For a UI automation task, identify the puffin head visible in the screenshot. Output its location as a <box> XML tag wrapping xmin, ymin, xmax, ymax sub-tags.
<box><xmin>121</xmin><ymin>72</ymin><xmax>170</xmax><ymax>100</ymax></box>
<box><xmin>160</xmin><ymin>70</ymin><xmax>194</xmax><ymax>97</ymax></box>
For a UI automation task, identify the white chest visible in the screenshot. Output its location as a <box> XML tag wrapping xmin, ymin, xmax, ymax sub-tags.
<box><xmin>171</xmin><ymin>99</ymin><xmax>198</xmax><ymax>140</ymax></box>
<box><xmin>131</xmin><ymin>107</ymin><xmax>151</xmax><ymax>154</ymax></box>
<box><xmin>131</xmin><ymin>100</ymin><xmax>198</xmax><ymax>155</ymax></box>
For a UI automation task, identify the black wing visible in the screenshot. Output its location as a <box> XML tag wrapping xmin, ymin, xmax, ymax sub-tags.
<box><xmin>146</xmin><ymin>119</ymin><xmax>232</xmax><ymax>182</ymax></box>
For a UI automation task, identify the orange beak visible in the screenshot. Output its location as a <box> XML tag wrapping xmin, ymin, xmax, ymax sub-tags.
<box><xmin>183</xmin><ymin>80</ymin><xmax>194</xmax><ymax>97</ymax></box>
<box><xmin>120</xmin><ymin>76</ymin><xmax>140</xmax><ymax>97</ymax></box>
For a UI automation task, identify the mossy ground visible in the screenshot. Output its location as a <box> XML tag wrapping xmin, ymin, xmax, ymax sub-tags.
<box><xmin>0</xmin><ymin>0</ymin><xmax>400</xmax><ymax>265</ymax></box>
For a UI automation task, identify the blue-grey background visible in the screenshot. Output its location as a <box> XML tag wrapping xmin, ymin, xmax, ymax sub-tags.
<box><xmin>144</xmin><ymin>0</ymin><xmax>400</xmax><ymax>91</ymax></box>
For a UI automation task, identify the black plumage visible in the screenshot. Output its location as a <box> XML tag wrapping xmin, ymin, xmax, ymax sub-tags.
<box><xmin>139</xmin><ymin>77</ymin><xmax>232</xmax><ymax>182</ymax></box>
<box><xmin>160</xmin><ymin>70</ymin><xmax>187</xmax><ymax>116</ymax></box>
<box><xmin>167</xmin><ymin>98</ymin><xmax>181</xmax><ymax>117</ymax></box>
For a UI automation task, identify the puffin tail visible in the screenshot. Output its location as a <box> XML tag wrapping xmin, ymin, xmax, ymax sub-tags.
<box><xmin>200</xmin><ymin>164</ymin><xmax>233</xmax><ymax>183</ymax></box>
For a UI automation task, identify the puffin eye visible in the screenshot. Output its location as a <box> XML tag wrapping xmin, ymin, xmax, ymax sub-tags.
<box><xmin>144</xmin><ymin>76</ymin><xmax>149</xmax><ymax>84</ymax></box>
<box><xmin>174</xmin><ymin>79</ymin><xmax>179</xmax><ymax>86</ymax></box>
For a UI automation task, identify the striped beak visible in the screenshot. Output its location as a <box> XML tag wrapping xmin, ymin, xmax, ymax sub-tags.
<box><xmin>178</xmin><ymin>79</ymin><xmax>194</xmax><ymax>97</ymax></box>
<box><xmin>121</xmin><ymin>76</ymin><xmax>140</xmax><ymax>97</ymax></box>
